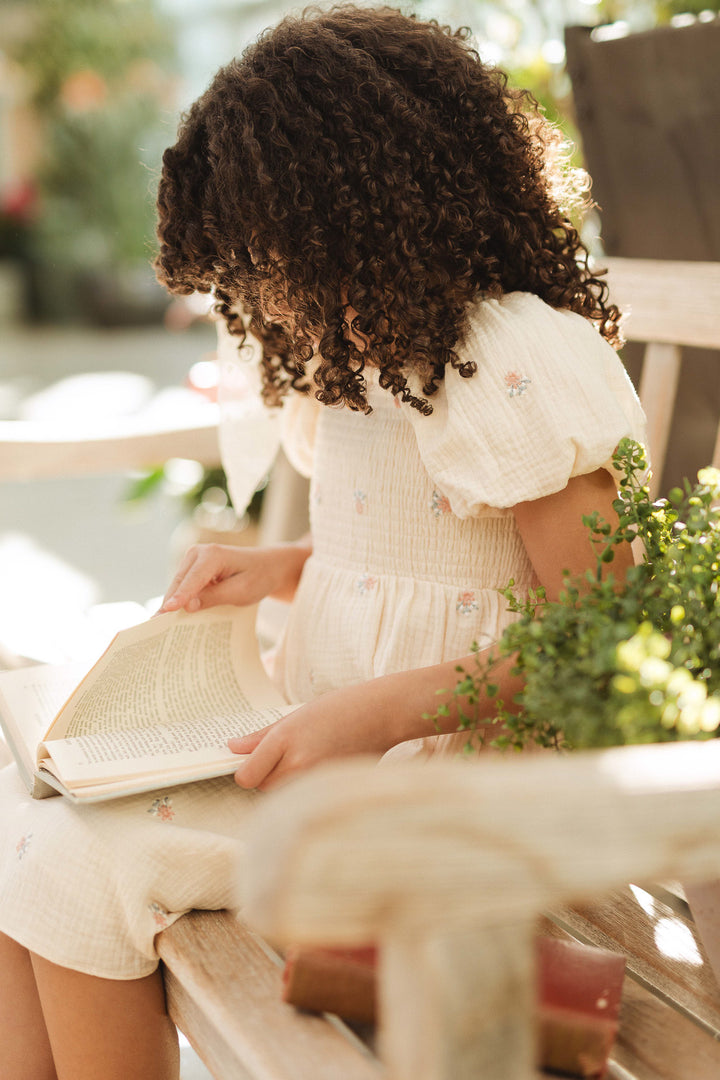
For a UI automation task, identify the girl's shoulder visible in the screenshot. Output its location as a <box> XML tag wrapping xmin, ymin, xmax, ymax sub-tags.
<box><xmin>401</xmin><ymin>292</ymin><xmax>647</xmax><ymax>516</ymax></box>
<box><xmin>464</xmin><ymin>290</ymin><xmax>609</xmax><ymax>362</ymax></box>
<box><xmin>456</xmin><ymin>290</ymin><xmax>639</xmax><ymax>418</ymax></box>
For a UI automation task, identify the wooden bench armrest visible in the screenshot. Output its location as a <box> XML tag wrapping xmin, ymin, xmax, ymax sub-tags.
<box><xmin>243</xmin><ymin>743</ymin><xmax>720</xmax><ymax>943</ymax></box>
<box><xmin>241</xmin><ymin>743</ymin><xmax>720</xmax><ymax>1080</ymax></box>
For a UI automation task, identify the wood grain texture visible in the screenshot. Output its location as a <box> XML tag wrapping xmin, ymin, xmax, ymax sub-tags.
<box><xmin>552</xmin><ymin>888</ymin><xmax>720</xmax><ymax>1037</ymax></box>
<box><xmin>159</xmin><ymin>910</ymin><xmax>380</xmax><ymax>1080</ymax></box>
<box><xmin>566</xmin><ymin>22</ymin><xmax>720</xmax><ymax>264</ymax></box>
<box><xmin>242</xmin><ymin>744</ymin><xmax>720</xmax><ymax>946</ymax></box>
<box><xmin>605</xmin><ymin>258</ymin><xmax>720</xmax><ymax>350</ymax></box>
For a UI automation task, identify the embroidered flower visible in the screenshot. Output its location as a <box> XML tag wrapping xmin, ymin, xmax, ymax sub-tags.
<box><xmin>15</xmin><ymin>834</ymin><xmax>32</xmax><ymax>860</ymax></box>
<box><xmin>456</xmin><ymin>590</ymin><xmax>479</xmax><ymax>615</ymax></box>
<box><xmin>356</xmin><ymin>573</ymin><xmax>378</xmax><ymax>595</ymax></box>
<box><xmin>148</xmin><ymin>902</ymin><xmax>171</xmax><ymax>930</ymax></box>
<box><xmin>431</xmin><ymin>489</ymin><xmax>452</xmax><ymax>517</ymax></box>
<box><xmin>148</xmin><ymin>796</ymin><xmax>175</xmax><ymax>822</ymax></box>
<box><xmin>504</xmin><ymin>371</ymin><xmax>531</xmax><ymax>397</ymax></box>
<box><xmin>353</xmin><ymin>489</ymin><xmax>367</xmax><ymax>514</ymax></box>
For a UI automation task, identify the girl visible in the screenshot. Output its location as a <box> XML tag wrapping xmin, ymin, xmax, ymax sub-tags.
<box><xmin>0</xmin><ymin>6</ymin><xmax>645</xmax><ymax>1078</ymax></box>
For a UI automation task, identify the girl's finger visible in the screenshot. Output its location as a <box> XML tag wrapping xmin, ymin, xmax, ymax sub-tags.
<box><xmin>233</xmin><ymin>735</ymin><xmax>283</xmax><ymax>790</ymax></box>
<box><xmin>160</xmin><ymin>549</ymin><xmax>199</xmax><ymax>610</ymax></box>
<box><xmin>161</xmin><ymin>553</ymin><xmax>226</xmax><ymax>612</ymax></box>
<box><xmin>227</xmin><ymin>729</ymin><xmax>267</xmax><ymax>754</ymax></box>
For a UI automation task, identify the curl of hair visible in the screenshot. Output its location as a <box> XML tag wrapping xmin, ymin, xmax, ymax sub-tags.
<box><xmin>155</xmin><ymin>4</ymin><xmax>621</xmax><ymax>415</ymax></box>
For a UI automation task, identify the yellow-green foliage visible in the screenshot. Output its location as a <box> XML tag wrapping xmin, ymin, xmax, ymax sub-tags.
<box><xmin>436</xmin><ymin>440</ymin><xmax>720</xmax><ymax>751</ymax></box>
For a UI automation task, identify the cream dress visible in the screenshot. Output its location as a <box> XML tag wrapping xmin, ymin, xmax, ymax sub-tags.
<box><xmin>0</xmin><ymin>292</ymin><xmax>646</xmax><ymax>978</ymax></box>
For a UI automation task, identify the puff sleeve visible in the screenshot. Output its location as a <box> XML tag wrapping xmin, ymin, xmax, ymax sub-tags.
<box><xmin>404</xmin><ymin>292</ymin><xmax>647</xmax><ymax>516</ymax></box>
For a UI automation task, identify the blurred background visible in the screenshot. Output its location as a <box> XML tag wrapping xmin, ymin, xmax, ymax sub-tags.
<box><xmin>0</xmin><ymin>0</ymin><xmax>718</xmax><ymax>660</ymax></box>
<box><xmin>0</xmin><ymin>5</ymin><xmax>717</xmax><ymax>1072</ymax></box>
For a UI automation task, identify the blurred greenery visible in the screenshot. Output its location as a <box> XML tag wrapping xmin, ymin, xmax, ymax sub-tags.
<box><xmin>595</xmin><ymin>0</ymin><xmax>720</xmax><ymax>20</ymax></box>
<box><xmin>2</xmin><ymin>0</ymin><xmax>176</xmax><ymax>310</ymax></box>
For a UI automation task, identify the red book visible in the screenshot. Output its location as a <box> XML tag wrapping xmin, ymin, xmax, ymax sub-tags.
<box><xmin>536</xmin><ymin>936</ymin><xmax>625</xmax><ymax>1078</ymax></box>
<box><xmin>283</xmin><ymin>937</ymin><xmax>625</xmax><ymax>1077</ymax></box>
<box><xmin>282</xmin><ymin>945</ymin><xmax>378</xmax><ymax>1023</ymax></box>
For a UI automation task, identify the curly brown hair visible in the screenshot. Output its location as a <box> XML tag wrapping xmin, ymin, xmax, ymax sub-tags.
<box><xmin>155</xmin><ymin>4</ymin><xmax>621</xmax><ymax>415</ymax></box>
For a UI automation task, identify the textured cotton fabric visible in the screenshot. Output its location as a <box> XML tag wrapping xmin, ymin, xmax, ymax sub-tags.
<box><xmin>0</xmin><ymin>293</ymin><xmax>646</xmax><ymax>977</ymax></box>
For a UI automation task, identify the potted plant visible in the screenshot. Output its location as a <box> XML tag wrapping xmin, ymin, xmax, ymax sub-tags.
<box><xmin>431</xmin><ymin>437</ymin><xmax>720</xmax><ymax>978</ymax></box>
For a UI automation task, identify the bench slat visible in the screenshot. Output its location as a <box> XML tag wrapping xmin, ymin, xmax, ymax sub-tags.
<box><xmin>610</xmin><ymin>975</ymin><xmax>720</xmax><ymax>1080</ymax></box>
<box><xmin>159</xmin><ymin>911</ymin><xmax>380</xmax><ymax>1080</ymax></box>
<box><xmin>637</xmin><ymin>343</ymin><xmax>682</xmax><ymax>498</ymax></box>
<box><xmin>605</xmin><ymin>258</ymin><xmax>720</xmax><ymax>350</ymax></box>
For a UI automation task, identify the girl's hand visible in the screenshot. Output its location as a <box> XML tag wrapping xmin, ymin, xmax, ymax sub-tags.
<box><xmin>158</xmin><ymin>541</ymin><xmax>311</xmax><ymax>614</ymax></box>
<box><xmin>228</xmin><ymin>681</ymin><xmax>405</xmax><ymax>791</ymax></box>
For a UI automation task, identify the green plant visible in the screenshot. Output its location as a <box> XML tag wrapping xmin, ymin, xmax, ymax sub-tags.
<box><xmin>3</xmin><ymin>0</ymin><xmax>175</xmax><ymax>272</ymax></box>
<box><xmin>432</xmin><ymin>439</ymin><xmax>720</xmax><ymax>751</ymax></box>
<box><xmin>125</xmin><ymin>463</ymin><xmax>267</xmax><ymax>526</ymax></box>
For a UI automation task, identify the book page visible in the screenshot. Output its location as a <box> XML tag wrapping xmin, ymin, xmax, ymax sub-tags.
<box><xmin>43</xmin><ymin>605</ymin><xmax>285</xmax><ymax>744</ymax></box>
<box><xmin>38</xmin><ymin>759</ymin><xmax>244</xmax><ymax>802</ymax></box>
<box><xmin>0</xmin><ymin>663</ymin><xmax>88</xmax><ymax>783</ymax></box>
<box><xmin>40</xmin><ymin>701</ymin><xmax>292</xmax><ymax>786</ymax></box>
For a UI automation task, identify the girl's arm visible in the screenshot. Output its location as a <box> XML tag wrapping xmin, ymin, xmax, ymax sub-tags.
<box><xmin>230</xmin><ymin>468</ymin><xmax>632</xmax><ymax>790</ymax></box>
<box><xmin>159</xmin><ymin>535</ymin><xmax>313</xmax><ymax>613</ymax></box>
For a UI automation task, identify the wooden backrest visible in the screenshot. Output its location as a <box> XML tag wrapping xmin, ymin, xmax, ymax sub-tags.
<box><xmin>605</xmin><ymin>257</ymin><xmax>720</xmax><ymax>497</ymax></box>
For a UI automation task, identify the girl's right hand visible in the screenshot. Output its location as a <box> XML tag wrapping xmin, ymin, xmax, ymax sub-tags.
<box><xmin>158</xmin><ymin>541</ymin><xmax>311</xmax><ymax>614</ymax></box>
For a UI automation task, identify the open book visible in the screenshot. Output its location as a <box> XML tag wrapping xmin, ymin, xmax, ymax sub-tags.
<box><xmin>0</xmin><ymin>606</ymin><xmax>291</xmax><ymax>802</ymax></box>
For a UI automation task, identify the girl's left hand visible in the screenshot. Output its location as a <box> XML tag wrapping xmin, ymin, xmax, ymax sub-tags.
<box><xmin>227</xmin><ymin>682</ymin><xmax>405</xmax><ymax>791</ymax></box>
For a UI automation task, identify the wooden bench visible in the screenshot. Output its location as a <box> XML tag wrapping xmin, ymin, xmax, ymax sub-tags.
<box><xmin>240</xmin><ymin>744</ymin><xmax>720</xmax><ymax>1080</ymax></box>
<box><xmin>1</xmin><ymin>257</ymin><xmax>720</xmax><ymax>1078</ymax></box>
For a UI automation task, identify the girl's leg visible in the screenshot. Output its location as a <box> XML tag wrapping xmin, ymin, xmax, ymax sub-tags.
<box><xmin>0</xmin><ymin>931</ymin><xmax>57</xmax><ymax>1080</ymax></box>
<box><xmin>30</xmin><ymin>953</ymin><xmax>179</xmax><ymax>1080</ymax></box>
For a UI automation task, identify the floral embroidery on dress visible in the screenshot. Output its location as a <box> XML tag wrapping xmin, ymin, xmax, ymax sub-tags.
<box><xmin>353</xmin><ymin>490</ymin><xmax>367</xmax><ymax>514</ymax></box>
<box><xmin>15</xmin><ymin>834</ymin><xmax>32</xmax><ymax>860</ymax></box>
<box><xmin>356</xmin><ymin>573</ymin><xmax>378</xmax><ymax>595</ymax></box>
<box><xmin>148</xmin><ymin>902</ymin><xmax>171</xmax><ymax>930</ymax></box>
<box><xmin>430</xmin><ymin>489</ymin><xmax>452</xmax><ymax>517</ymax></box>
<box><xmin>148</xmin><ymin>796</ymin><xmax>175</xmax><ymax>822</ymax></box>
<box><xmin>504</xmin><ymin>371</ymin><xmax>531</xmax><ymax>397</ymax></box>
<box><xmin>456</xmin><ymin>590</ymin><xmax>479</xmax><ymax>615</ymax></box>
